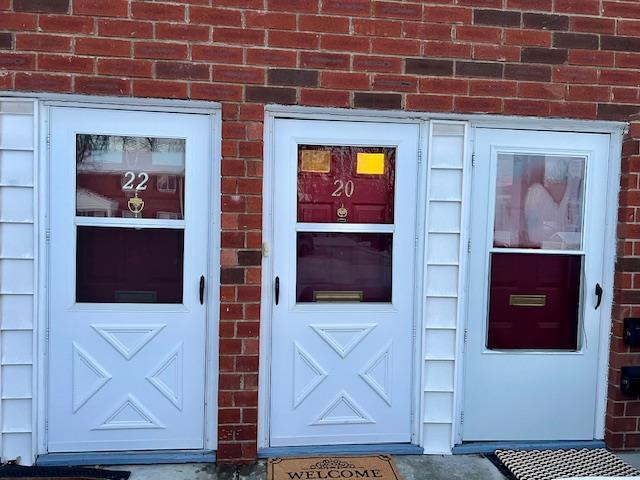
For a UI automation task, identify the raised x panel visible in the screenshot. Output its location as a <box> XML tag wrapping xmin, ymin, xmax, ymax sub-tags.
<box><xmin>72</xmin><ymin>343</ymin><xmax>111</xmax><ymax>413</ymax></box>
<box><xmin>96</xmin><ymin>395</ymin><xmax>163</xmax><ymax>430</ymax></box>
<box><xmin>293</xmin><ymin>342</ymin><xmax>327</xmax><ymax>409</ymax></box>
<box><xmin>147</xmin><ymin>343</ymin><xmax>184</xmax><ymax>410</ymax></box>
<box><xmin>313</xmin><ymin>391</ymin><xmax>373</xmax><ymax>425</ymax></box>
<box><xmin>92</xmin><ymin>324</ymin><xmax>165</xmax><ymax>360</ymax></box>
<box><xmin>359</xmin><ymin>342</ymin><xmax>392</xmax><ymax>406</ymax></box>
<box><xmin>311</xmin><ymin>324</ymin><xmax>375</xmax><ymax>358</ymax></box>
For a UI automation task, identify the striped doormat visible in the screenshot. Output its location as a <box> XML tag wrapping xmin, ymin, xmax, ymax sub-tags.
<box><xmin>492</xmin><ymin>448</ymin><xmax>640</xmax><ymax>480</ymax></box>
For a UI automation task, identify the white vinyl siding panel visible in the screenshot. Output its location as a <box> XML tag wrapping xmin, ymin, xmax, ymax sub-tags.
<box><xmin>0</xmin><ymin>99</ymin><xmax>36</xmax><ymax>464</ymax></box>
<box><xmin>421</xmin><ymin>122</ymin><xmax>466</xmax><ymax>454</ymax></box>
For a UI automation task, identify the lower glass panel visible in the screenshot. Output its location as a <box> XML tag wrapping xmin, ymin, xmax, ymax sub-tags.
<box><xmin>487</xmin><ymin>253</ymin><xmax>581</xmax><ymax>350</ymax></box>
<box><xmin>296</xmin><ymin>232</ymin><xmax>392</xmax><ymax>303</ymax></box>
<box><xmin>76</xmin><ymin>226</ymin><xmax>184</xmax><ymax>303</ymax></box>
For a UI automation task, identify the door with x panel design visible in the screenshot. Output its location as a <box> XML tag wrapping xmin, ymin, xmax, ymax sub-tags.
<box><xmin>47</xmin><ymin>106</ymin><xmax>211</xmax><ymax>452</ymax></box>
<box><xmin>269</xmin><ymin>119</ymin><xmax>420</xmax><ymax>446</ymax></box>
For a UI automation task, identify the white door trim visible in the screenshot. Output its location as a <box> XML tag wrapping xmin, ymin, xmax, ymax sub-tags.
<box><xmin>258</xmin><ymin>113</ymin><xmax>428</xmax><ymax>450</ymax></box>
<box><xmin>34</xmin><ymin>97</ymin><xmax>221</xmax><ymax>458</ymax></box>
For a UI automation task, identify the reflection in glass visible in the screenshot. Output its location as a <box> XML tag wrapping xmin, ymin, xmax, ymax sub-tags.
<box><xmin>76</xmin><ymin>135</ymin><xmax>185</xmax><ymax>219</ymax></box>
<box><xmin>494</xmin><ymin>154</ymin><xmax>584</xmax><ymax>250</ymax></box>
<box><xmin>297</xmin><ymin>145</ymin><xmax>396</xmax><ymax>224</ymax></box>
<box><xmin>296</xmin><ymin>232</ymin><xmax>392</xmax><ymax>303</ymax></box>
<box><xmin>76</xmin><ymin>226</ymin><xmax>184</xmax><ymax>303</ymax></box>
<box><xmin>487</xmin><ymin>253</ymin><xmax>581</xmax><ymax>350</ymax></box>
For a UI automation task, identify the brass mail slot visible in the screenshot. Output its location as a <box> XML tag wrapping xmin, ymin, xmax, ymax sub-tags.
<box><xmin>509</xmin><ymin>294</ymin><xmax>546</xmax><ymax>307</ymax></box>
<box><xmin>314</xmin><ymin>291</ymin><xmax>363</xmax><ymax>302</ymax></box>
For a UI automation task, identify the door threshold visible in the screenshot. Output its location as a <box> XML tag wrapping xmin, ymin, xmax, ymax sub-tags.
<box><xmin>258</xmin><ymin>444</ymin><xmax>423</xmax><ymax>458</ymax></box>
<box><xmin>452</xmin><ymin>440</ymin><xmax>605</xmax><ymax>455</ymax></box>
<box><xmin>36</xmin><ymin>450</ymin><xmax>217</xmax><ymax>466</ymax></box>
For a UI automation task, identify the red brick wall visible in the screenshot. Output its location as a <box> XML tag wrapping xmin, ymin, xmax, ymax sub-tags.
<box><xmin>607</xmin><ymin>114</ymin><xmax>640</xmax><ymax>451</ymax></box>
<box><xmin>3</xmin><ymin>0</ymin><xmax>640</xmax><ymax>463</ymax></box>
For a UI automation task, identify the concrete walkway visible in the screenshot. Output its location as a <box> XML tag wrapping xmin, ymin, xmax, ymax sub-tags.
<box><xmin>111</xmin><ymin>455</ymin><xmax>507</xmax><ymax>480</ymax></box>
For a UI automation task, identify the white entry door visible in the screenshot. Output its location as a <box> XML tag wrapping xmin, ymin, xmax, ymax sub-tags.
<box><xmin>269</xmin><ymin>119</ymin><xmax>420</xmax><ymax>446</ymax></box>
<box><xmin>463</xmin><ymin>128</ymin><xmax>610</xmax><ymax>441</ymax></box>
<box><xmin>48</xmin><ymin>106</ymin><xmax>212</xmax><ymax>452</ymax></box>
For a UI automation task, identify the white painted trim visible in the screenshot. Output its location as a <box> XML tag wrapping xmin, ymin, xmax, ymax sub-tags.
<box><xmin>594</xmin><ymin>130</ymin><xmax>623</xmax><ymax>439</ymax></box>
<box><xmin>264</xmin><ymin>105</ymin><xmax>626</xmax><ymax>135</ymax></box>
<box><xmin>30</xmin><ymin>96</ymin><xmax>221</xmax><ymax>459</ymax></box>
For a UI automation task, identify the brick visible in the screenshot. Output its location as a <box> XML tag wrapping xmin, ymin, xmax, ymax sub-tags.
<box><xmin>75</xmin><ymin>76</ymin><xmax>129</xmax><ymax>95</ymax></box>
<box><xmin>299</xmin><ymin>15</ymin><xmax>350</xmax><ymax>34</ymax></box>
<box><xmin>518</xmin><ymin>82</ymin><xmax>565</xmax><ymax>100</ymax></box>
<box><xmin>321</xmin><ymin>0</ymin><xmax>371</xmax><ymax>17</ymax></box>
<box><xmin>473</xmin><ymin>9</ymin><xmax>521</xmax><ymax>27</ymax></box>
<box><xmin>270</xmin><ymin>31</ymin><xmax>319</xmax><ymax>49</ymax></box>
<box><xmin>406</xmin><ymin>58</ymin><xmax>453</xmax><ymax>77</ymax></box>
<box><xmin>455</xmin><ymin>61</ymin><xmax>503</xmax><ymax>78</ymax></box>
<box><xmin>0</xmin><ymin>52</ymin><xmax>35</xmax><ymax>69</ymax></box>
<box><xmin>74</xmin><ymin>0</ymin><xmax>127</xmax><ymax>17</ymax></box>
<box><xmin>569</xmin><ymin>50</ymin><xmax>614</xmax><ymax>67</ymax></box>
<box><xmin>372</xmin><ymin>38</ymin><xmax>419</xmax><ymax>56</ymax></box>
<box><xmin>321</xmin><ymin>71</ymin><xmax>368</xmax><ymax>89</ymax></box>
<box><xmin>133</xmin><ymin>79</ymin><xmax>187</xmax><ymax>99</ymax></box>
<box><xmin>135</xmin><ymin>42</ymin><xmax>188</xmax><ymax>60</ymax></box>
<box><xmin>553</xmin><ymin>32</ymin><xmax>599</xmax><ymax>50</ymax></box>
<box><xmin>424</xmin><ymin>6</ymin><xmax>472</xmax><ymax>24</ymax></box>
<box><xmin>402</xmin><ymin>22</ymin><xmax>452</xmax><ymax>41</ymax></box>
<box><xmin>15</xmin><ymin>72</ymin><xmax>71</xmax><ymax>92</ymax></box>
<box><xmin>406</xmin><ymin>94</ymin><xmax>453</xmax><ymax>112</ymax></box>
<box><xmin>567</xmin><ymin>85</ymin><xmax>609</xmax><ymax>102</ymax></box>
<box><xmin>373</xmin><ymin>2</ymin><xmax>422</xmax><ymax>20</ymax></box>
<box><xmin>300</xmin><ymin>88</ymin><xmax>350</xmax><ymax>107</ymax></box>
<box><xmin>600</xmin><ymin>69</ymin><xmax>640</xmax><ymax>87</ymax></box>
<box><xmin>604</xmin><ymin>1</ymin><xmax>640</xmax><ymax>19</ymax></box>
<box><xmin>321</xmin><ymin>34</ymin><xmax>369</xmax><ymax>53</ymax></box>
<box><xmin>268</xmin><ymin>69</ymin><xmax>318</xmax><ymax>87</ymax></box>
<box><xmin>215</xmin><ymin>27</ymin><xmax>265</xmax><ymax>46</ymax></box>
<box><xmin>156</xmin><ymin>62</ymin><xmax>209</xmax><ymax>81</ymax></box>
<box><xmin>456</xmin><ymin>26</ymin><xmax>502</xmax><ymax>44</ymax></box>
<box><xmin>214</xmin><ymin>66</ymin><xmax>264</xmax><ymax>84</ymax></box>
<box><xmin>473</xmin><ymin>44</ymin><xmax>521</xmax><ymax>62</ymax></box>
<box><xmin>598</xmin><ymin>104</ymin><xmax>640</xmax><ymax>121</ymax></box>
<box><xmin>245</xmin><ymin>11</ymin><xmax>296</xmax><ymax>30</ymax></box>
<box><xmin>300</xmin><ymin>52</ymin><xmax>349</xmax><ymax>70</ymax></box>
<box><xmin>14</xmin><ymin>0</ymin><xmax>68</xmax><ymax>13</ymax></box>
<box><xmin>39</xmin><ymin>15</ymin><xmax>94</xmax><ymax>34</ymax></box>
<box><xmin>555</xmin><ymin>0</ymin><xmax>599</xmax><ymax>15</ymax></box>
<box><xmin>509</xmin><ymin>0</ymin><xmax>552</xmax><ymax>10</ymax></box>
<box><xmin>155</xmin><ymin>23</ymin><xmax>210</xmax><ymax>42</ymax></box>
<box><xmin>571</xmin><ymin>16</ymin><xmax>615</xmax><ymax>34</ymax></box>
<box><xmin>246</xmin><ymin>86</ymin><xmax>296</xmax><ymax>104</ymax></box>
<box><xmin>269</xmin><ymin>0</ymin><xmax>317</xmax><ymax>13</ymax></box>
<box><xmin>504</xmin><ymin>63</ymin><xmax>551</xmax><ymax>81</ymax></box>
<box><xmin>352</xmin><ymin>19</ymin><xmax>402</xmax><ymax>38</ymax></box>
<box><xmin>76</xmin><ymin>38</ymin><xmax>130</xmax><ymax>57</ymax></box>
<box><xmin>247</xmin><ymin>49</ymin><xmax>296</xmax><ymax>67</ymax></box>
<box><xmin>420</xmin><ymin>77</ymin><xmax>468</xmax><ymax>95</ymax></box>
<box><xmin>602</xmin><ymin>36</ymin><xmax>640</xmax><ymax>53</ymax></box>
<box><xmin>552</xmin><ymin>65</ymin><xmax>596</xmax><ymax>83</ymax></box>
<box><xmin>504</xmin><ymin>99</ymin><xmax>550</xmax><ymax>116</ymax></box>
<box><xmin>353</xmin><ymin>92</ymin><xmax>401</xmax><ymax>110</ymax></box>
<box><xmin>16</xmin><ymin>34</ymin><xmax>71</xmax><ymax>52</ymax></box>
<box><xmin>454</xmin><ymin>96</ymin><xmax>502</xmax><ymax>113</ymax></box>
<box><xmin>190</xmin><ymin>7</ymin><xmax>242</xmax><ymax>26</ymax></box>
<box><xmin>469</xmin><ymin>79</ymin><xmax>516</xmax><ymax>96</ymax></box>
<box><xmin>193</xmin><ymin>45</ymin><xmax>243</xmax><ymax>64</ymax></box>
<box><xmin>354</xmin><ymin>55</ymin><xmax>402</xmax><ymax>73</ymax></box>
<box><xmin>523</xmin><ymin>13</ymin><xmax>569</xmax><ymax>31</ymax></box>
<box><xmin>521</xmin><ymin>47</ymin><xmax>568</xmax><ymax>64</ymax></box>
<box><xmin>131</xmin><ymin>1</ymin><xmax>185</xmax><ymax>21</ymax></box>
<box><xmin>237</xmin><ymin>251</ymin><xmax>261</xmax><ymax>266</ymax></box>
<box><xmin>97</xmin><ymin>58</ymin><xmax>151</xmax><ymax>78</ymax></box>
<box><xmin>425</xmin><ymin>41</ymin><xmax>472</xmax><ymax>59</ymax></box>
<box><xmin>0</xmin><ymin>13</ymin><xmax>37</xmax><ymax>31</ymax></box>
<box><xmin>39</xmin><ymin>54</ymin><xmax>94</xmax><ymax>73</ymax></box>
<box><xmin>505</xmin><ymin>29</ymin><xmax>552</xmax><ymax>47</ymax></box>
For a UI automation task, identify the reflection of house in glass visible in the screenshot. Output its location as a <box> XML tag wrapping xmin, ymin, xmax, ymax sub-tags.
<box><xmin>75</xmin><ymin>134</ymin><xmax>186</xmax><ymax>219</ymax></box>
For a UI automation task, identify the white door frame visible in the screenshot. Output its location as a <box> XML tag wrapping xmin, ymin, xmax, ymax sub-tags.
<box><xmin>33</xmin><ymin>96</ymin><xmax>221</xmax><ymax>458</ymax></box>
<box><xmin>258</xmin><ymin>111</ymin><xmax>429</xmax><ymax>450</ymax></box>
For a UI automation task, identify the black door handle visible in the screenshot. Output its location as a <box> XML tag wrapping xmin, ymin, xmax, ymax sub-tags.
<box><xmin>275</xmin><ymin>276</ymin><xmax>280</xmax><ymax>305</ymax></box>
<box><xmin>595</xmin><ymin>283</ymin><xmax>603</xmax><ymax>310</ymax></box>
<box><xmin>199</xmin><ymin>275</ymin><xmax>205</xmax><ymax>305</ymax></box>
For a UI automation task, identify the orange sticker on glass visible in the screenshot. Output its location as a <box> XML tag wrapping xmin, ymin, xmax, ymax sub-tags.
<box><xmin>356</xmin><ymin>153</ymin><xmax>385</xmax><ymax>175</ymax></box>
<box><xmin>301</xmin><ymin>150</ymin><xmax>331</xmax><ymax>173</ymax></box>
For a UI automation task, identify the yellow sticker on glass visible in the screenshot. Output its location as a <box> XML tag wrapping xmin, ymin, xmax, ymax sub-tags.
<box><xmin>301</xmin><ymin>150</ymin><xmax>331</xmax><ymax>173</ymax></box>
<box><xmin>356</xmin><ymin>153</ymin><xmax>385</xmax><ymax>175</ymax></box>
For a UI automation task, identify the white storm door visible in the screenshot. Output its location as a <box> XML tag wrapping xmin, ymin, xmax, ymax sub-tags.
<box><xmin>48</xmin><ymin>106</ymin><xmax>211</xmax><ymax>452</ymax></box>
<box><xmin>462</xmin><ymin>129</ymin><xmax>610</xmax><ymax>441</ymax></box>
<box><xmin>270</xmin><ymin>119</ymin><xmax>420</xmax><ymax>446</ymax></box>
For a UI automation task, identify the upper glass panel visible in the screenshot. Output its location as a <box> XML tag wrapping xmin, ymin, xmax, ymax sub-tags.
<box><xmin>297</xmin><ymin>145</ymin><xmax>396</xmax><ymax>224</ymax></box>
<box><xmin>494</xmin><ymin>153</ymin><xmax>585</xmax><ymax>250</ymax></box>
<box><xmin>76</xmin><ymin>134</ymin><xmax>186</xmax><ymax>220</ymax></box>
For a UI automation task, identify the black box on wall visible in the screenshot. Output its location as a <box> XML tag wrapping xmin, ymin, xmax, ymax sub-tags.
<box><xmin>624</xmin><ymin>318</ymin><xmax>640</xmax><ymax>346</ymax></box>
<box><xmin>621</xmin><ymin>366</ymin><xmax>640</xmax><ymax>395</ymax></box>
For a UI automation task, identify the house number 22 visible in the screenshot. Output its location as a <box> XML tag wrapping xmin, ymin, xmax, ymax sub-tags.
<box><xmin>332</xmin><ymin>179</ymin><xmax>354</xmax><ymax>198</ymax></box>
<box><xmin>122</xmin><ymin>171</ymin><xmax>149</xmax><ymax>191</ymax></box>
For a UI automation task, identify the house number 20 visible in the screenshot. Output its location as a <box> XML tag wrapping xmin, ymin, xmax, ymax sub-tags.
<box><xmin>332</xmin><ymin>179</ymin><xmax>354</xmax><ymax>198</ymax></box>
<box><xmin>122</xmin><ymin>171</ymin><xmax>149</xmax><ymax>191</ymax></box>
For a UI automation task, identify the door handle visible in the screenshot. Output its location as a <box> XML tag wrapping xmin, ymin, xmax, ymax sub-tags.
<box><xmin>595</xmin><ymin>283</ymin><xmax>603</xmax><ymax>310</ymax></box>
<box><xmin>199</xmin><ymin>275</ymin><xmax>205</xmax><ymax>305</ymax></box>
<box><xmin>275</xmin><ymin>276</ymin><xmax>280</xmax><ymax>306</ymax></box>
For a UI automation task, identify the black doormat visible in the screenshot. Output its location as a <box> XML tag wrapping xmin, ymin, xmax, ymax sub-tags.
<box><xmin>0</xmin><ymin>465</ymin><xmax>130</xmax><ymax>480</ymax></box>
<box><xmin>488</xmin><ymin>448</ymin><xmax>640</xmax><ymax>480</ymax></box>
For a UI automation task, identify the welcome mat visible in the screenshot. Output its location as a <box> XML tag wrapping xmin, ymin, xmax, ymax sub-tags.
<box><xmin>267</xmin><ymin>456</ymin><xmax>401</xmax><ymax>480</ymax></box>
<box><xmin>0</xmin><ymin>465</ymin><xmax>130</xmax><ymax>480</ymax></box>
<box><xmin>491</xmin><ymin>448</ymin><xmax>640</xmax><ymax>480</ymax></box>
